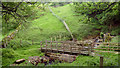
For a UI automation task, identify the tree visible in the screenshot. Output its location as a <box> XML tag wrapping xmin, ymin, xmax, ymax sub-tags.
<box><xmin>1</xmin><ymin>2</ymin><xmax>37</xmax><ymax>35</ymax></box>
<box><xmin>73</xmin><ymin>2</ymin><xmax>120</xmax><ymax>34</ymax></box>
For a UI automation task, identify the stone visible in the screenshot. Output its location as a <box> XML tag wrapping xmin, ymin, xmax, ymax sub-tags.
<box><xmin>14</xmin><ymin>59</ymin><xmax>25</xmax><ymax>64</ymax></box>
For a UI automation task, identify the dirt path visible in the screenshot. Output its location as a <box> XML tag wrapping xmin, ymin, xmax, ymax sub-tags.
<box><xmin>48</xmin><ymin>6</ymin><xmax>74</xmax><ymax>40</ymax></box>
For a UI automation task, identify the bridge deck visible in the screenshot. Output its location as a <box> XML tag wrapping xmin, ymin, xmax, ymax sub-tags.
<box><xmin>40</xmin><ymin>47</ymin><xmax>91</xmax><ymax>55</ymax></box>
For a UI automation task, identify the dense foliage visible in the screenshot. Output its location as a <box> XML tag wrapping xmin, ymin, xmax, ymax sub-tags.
<box><xmin>2</xmin><ymin>2</ymin><xmax>41</xmax><ymax>35</ymax></box>
<box><xmin>73</xmin><ymin>2</ymin><xmax>120</xmax><ymax>35</ymax></box>
<box><xmin>1</xmin><ymin>2</ymin><xmax>119</xmax><ymax>66</ymax></box>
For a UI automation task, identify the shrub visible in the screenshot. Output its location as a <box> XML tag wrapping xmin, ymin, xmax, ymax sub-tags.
<box><xmin>2</xmin><ymin>48</ymin><xmax>18</xmax><ymax>58</ymax></box>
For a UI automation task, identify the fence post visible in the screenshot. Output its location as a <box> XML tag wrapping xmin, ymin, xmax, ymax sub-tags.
<box><xmin>92</xmin><ymin>42</ymin><xmax>94</xmax><ymax>52</ymax></box>
<box><xmin>50</xmin><ymin>37</ymin><xmax>52</xmax><ymax>52</ymax></box>
<box><xmin>56</xmin><ymin>41</ymin><xmax>58</xmax><ymax>53</ymax></box>
<box><xmin>50</xmin><ymin>40</ymin><xmax>52</xmax><ymax>52</ymax></box>
<box><xmin>45</xmin><ymin>40</ymin><xmax>47</xmax><ymax>53</ymax></box>
<box><xmin>55</xmin><ymin>36</ymin><xmax>56</xmax><ymax>41</ymax></box>
<box><xmin>79</xmin><ymin>45</ymin><xmax>81</xmax><ymax>54</ymax></box>
<box><xmin>100</xmin><ymin>56</ymin><xmax>103</xmax><ymax>67</ymax></box>
<box><xmin>63</xmin><ymin>42</ymin><xmax>65</xmax><ymax>54</ymax></box>
<box><xmin>51</xmin><ymin>37</ymin><xmax>52</xmax><ymax>41</ymax></box>
<box><xmin>70</xmin><ymin>41</ymin><xmax>73</xmax><ymax>55</ymax></box>
<box><xmin>40</xmin><ymin>41</ymin><xmax>42</xmax><ymax>50</ymax></box>
<box><xmin>59</xmin><ymin>35</ymin><xmax>61</xmax><ymax>41</ymax></box>
<box><xmin>88</xmin><ymin>44</ymin><xmax>90</xmax><ymax>55</ymax></box>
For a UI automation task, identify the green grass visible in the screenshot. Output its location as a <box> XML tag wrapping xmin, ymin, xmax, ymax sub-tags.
<box><xmin>47</xmin><ymin>52</ymin><xmax>119</xmax><ymax>66</ymax></box>
<box><xmin>2</xmin><ymin>4</ymin><xmax>119</xmax><ymax>66</ymax></box>
<box><xmin>51</xmin><ymin>4</ymin><xmax>95</xmax><ymax>40</ymax></box>
<box><xmin>15</xmin><ymin>7</ymin><xmax>69</xmax><ymax>42</ymax></box>
<box><xmin>3</xmin><ymin>46</ymin><xmax>119</xmax><ymax>66</ymax></box>
<box><xmin>2</xmin><ymin>44</ymin><xmax>44</xmax><ymax>66</ymax></box>
<box><xmin>14</xmin><ymin>4</ymin><xmax>94</xmax><ymax>42</ymax></box>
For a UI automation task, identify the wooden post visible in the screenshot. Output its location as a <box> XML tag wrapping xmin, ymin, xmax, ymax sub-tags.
<box><xmin>55</xmin><ymin>36</ymin><xmax>56</xmax><ymax>41</ymax></box>
<box><xmin>79</xmin><ymin>46</ymin><xmax>81</xmax><ymax>54</ymax></box>
<box><xmin>45</xmin><ymin>40</ymin><xmax>47</xmax><ymax>53</ymax></box>
<box><xmin>88</xmin><ymin>44</ymin><xmax>90</xmax><ymax>55</ymax></box>
<box><xmin>100</xmin><ymin>56</ymin><xmax>103</xmax><ymax>67</ymax></box>
<box><xmin>51</xmin><ymin>37</ymin><xmax>52</xmax><ymax>41</ymax></box>
<box><xmin>50</xmin><ymin>37</ymin><xmax>52</xmax><ymax>52</ymax></box>
<box><xmin>59</xmin><ymin>35</ymin><xmax>61</xmax><ymax>41</ymax></box>
<box><xmin>82</xmin><ymin>42</ymin><xmax>84</xmax><ymax>51</ymax></box>
<box><xmin>92</xmin><ymin>43</ymin><xmax>94</xmax><ymax>52</ymax></box>
<box><xmin>70</xmin><ymin>41</ymin><xmax>73</xmax><ymax>54</ymax></box>
<box><xmin>40</xmin><ymin>41</ymin><xmax>42</xmax><ymax>50</ymax></box>
<box><xmin>63</xmin><ymin>42</ymin><xmax>65</xmax><ymax>54</ymax></box>
<box><xmin>50</xmin><ymin>40</ymin><xmax>52</xmax><ymax>52</ymax></box>
<box><xmin>70</xmin><ymin>44</ymin><xmax>72</xmax><ymax>54</ymax></box>
<box><xmin>56</xmin><ymin>41</ymin><xmax>58</xmax><ymax>53</ymax></box>
<box><xmin>107</xmin><ymin>42</ymin><xmax>109</xmax><ymax>53</ymax></box>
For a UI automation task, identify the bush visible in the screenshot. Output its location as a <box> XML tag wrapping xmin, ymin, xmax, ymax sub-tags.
<box><xmin>7</xmin><ymin>39</ymin><xmax>31</xmax><ymax>50</ymax></box>
<box><xmin>2</xmin><ymin>48</ymin><xmax>18</xmax><ymax>58</ymax></box>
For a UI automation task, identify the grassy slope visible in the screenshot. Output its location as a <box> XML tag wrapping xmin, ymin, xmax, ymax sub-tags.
<box><xmin>2</xmin><ymin>5</ymin><xmax>69</xmax><ymax>66</ymax></box>
<box><xmin>15</xmin><ymin>8</ymin><xmax>68</xmax><ymax>42</ymax></box>
<box><xmin>51</xmin><ymin>4</ymin><xmax>94</xmax><ymax>40</ymax></box>
<box><xmin>2</xmin><ymin>4</ymin><xmax>119</xmax><ymax>66</ymax></box>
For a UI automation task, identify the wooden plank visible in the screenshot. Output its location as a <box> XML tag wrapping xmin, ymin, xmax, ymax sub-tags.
<box><xmin>93</xmin><ymin>48</ymin><xmax>120</xmax><ymax>50</ymax></box>
<box><xmin>102</xmin><ymin>42</ymin><xmax>120</xmax><ymax>44</ymax></box>
<box><xmin>94</xmin><ymin>50</ymin><xmax>120</xmax><ymax>54</ymax></box>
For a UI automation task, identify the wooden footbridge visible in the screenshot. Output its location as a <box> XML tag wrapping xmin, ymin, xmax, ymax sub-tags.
<box><xmin>40</xmin><ymin>40</ymin><xmax>120</xmax><ymax>55</ymax></box>
<box><xmin>40</xmin><ymin>40</ymin><xmax>96</xmax><ymax>55</ymax></box>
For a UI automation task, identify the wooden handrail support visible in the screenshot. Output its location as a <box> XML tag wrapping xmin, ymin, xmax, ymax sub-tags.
<box><xmin>100</xmin><ymin>56</ymin><xmax>103</xmax><ymax>67</ymax></box>
<box><xmin>40</xmin><ymin>41</ymin><xmax>42</xmax><ymax>50</ymax></box>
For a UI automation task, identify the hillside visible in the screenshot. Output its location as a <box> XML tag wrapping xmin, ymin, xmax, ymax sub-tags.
<box><xmin>1</xmin><ymin>2</ymin><xmax>120</xmax><ymax>66</ymax></box>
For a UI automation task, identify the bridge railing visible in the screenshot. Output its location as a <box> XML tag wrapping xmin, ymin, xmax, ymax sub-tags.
<box><xmin>40</xmin><ymin>40</ymin><xmax>95</xmax><ymax>55</ymax></box>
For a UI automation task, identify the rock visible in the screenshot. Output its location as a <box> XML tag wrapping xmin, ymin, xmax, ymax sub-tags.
<box><xmin>28</xmin><ymin>56</ymin><xmax>40</xmax><ymax>66</ymax></box>
<box><xmin>58</xmin><ymin>54</ymin><xmax>76</xmax><ymax>63</ymax></box>
<box><xmin>14</xmin><ymin>59</ymin><xmax>25</xmax><ymax>64</ymax></box>
<box><xmin>41</xmin><ymin>56</ymin><xmax>50</xmax><ymax>65</ymax></box>
<box><xmin>44</xmin><ymin>53</ymin><xmax>77</xmax><ymax>64</ymax></box>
